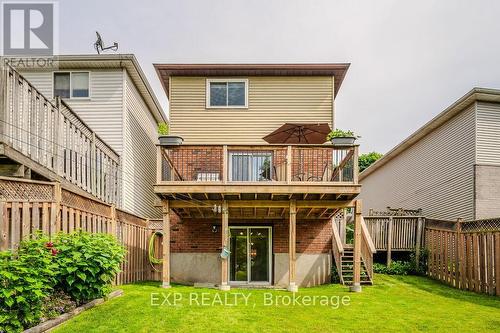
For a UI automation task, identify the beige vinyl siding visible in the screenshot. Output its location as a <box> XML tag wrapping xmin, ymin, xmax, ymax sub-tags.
<box><xmin>474</xmin><ymin>102</ymin><xmax>500</xmax><ymax>219</ymax></box>
<box><xmin>476</xmin><ymin>102</ymin><xmax>500</xmax><ymax>164</ymax></box>
<box><xmin>19</xmin><ymin>69</ymin><xmax>124</xmax><ymax>153</ymax></box>
<box><xmin>19</xmin><ymin>71</ymin><xmax>52</xmax><ymax>96</ymax></box>
<box><xmin>360</xmin><ymin>104</ymin><xmax>476</xmax><ymax>221</ymax></box>
<box><xmin>123</xmin><ymin>73</ymin><xmax>161</xmax><ymax>218</ymax></box>
<box><xmin>170</xmin><ymin>76</ymin><xmax>334</xmax><ymax>144</ymax></box>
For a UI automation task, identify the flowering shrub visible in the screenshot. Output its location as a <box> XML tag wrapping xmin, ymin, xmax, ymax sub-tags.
<box><xmin>0</xmin><ymin>231</ymin><xmax>124</xmax><ymax>332</ymax></box>
<box><xmin>0</xmin><ymin>234</ymin><xmax>57</xmax><ymax>332</ymax></box>
<box><xmin>53</xmin><ymin>231</ymin><xmax>125</xmax><ymax>303</ymax></box>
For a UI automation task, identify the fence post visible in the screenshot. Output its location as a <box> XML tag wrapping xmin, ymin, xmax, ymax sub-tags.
<box><xmin>52</xmin><ymin>183</ymin><xmax>62</xmax><ymax>236</ymax></box>
<box><xmin>110</xmin><ymin>205</ymin><xmax>117</xmax><ymax>236</ymax></box>
<box><xmin>456</xmin><ymin>218</ymin><xmax>463</xmax><ymax>289</ymax></box>
<box><xmin>387</xmin><ymin>216</ymin><xmax>393</xmax><ymax>267</ymax></box>
<box><xmin>415</xmin><ymin>216</ymin><xmax>424</xmax><ymax>267</ymax></box>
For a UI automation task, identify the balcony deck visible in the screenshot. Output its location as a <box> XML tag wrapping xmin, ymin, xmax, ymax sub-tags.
<box><xmin>155</xmin><ymin>143</ymin><xmax>360</xmax><ymax>219</ymax></box>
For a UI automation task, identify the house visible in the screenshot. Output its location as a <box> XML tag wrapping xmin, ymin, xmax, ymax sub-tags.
<box><xmin>16</xmin><ymin>54</ymin><xmax>166</xmax><ymax>218</ymax></box>
<box><xmin>153</xmin><ymin>64</ymin><xmax>374</xmax><ymax>291</ymax></box>
<box><xmin>360</xmin><ymin>88</ymin><xmax>500</xmax><ymax>221</ymax></box>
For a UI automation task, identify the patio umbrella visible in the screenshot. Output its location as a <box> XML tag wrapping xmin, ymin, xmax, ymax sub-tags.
<box><xmin>262</xmin><ymin>123</ymin><xmax>331</xmax><ymax>144</ymax></box>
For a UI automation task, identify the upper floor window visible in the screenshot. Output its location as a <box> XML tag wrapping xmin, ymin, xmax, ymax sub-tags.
<box><xmin>206</xmin><ymin>79</ymin><xmax>247</xmax><ymax>108</ymax></box>
<box><xmin>54</xmin><ymin>72</ymin><xmax>90</xmax><ymax>99</ymax></box>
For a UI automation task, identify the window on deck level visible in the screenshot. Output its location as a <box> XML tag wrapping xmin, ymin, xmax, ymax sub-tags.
<box><xmin>207</xmin><ymin>79</ymin><xmax>247</xmax><ymax>108</ymax></box>
<box><xmin>54</xmin><ymin>72</ymin><xmax>90</xmax><ymax>99</ymax></box>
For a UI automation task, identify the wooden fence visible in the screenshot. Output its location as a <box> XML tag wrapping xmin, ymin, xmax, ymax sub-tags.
<box><xmin>363</xmin><ymin>215</ymin><xmax>425</xmax><ymax>265</ymax></box>
<box><xmin>426</xmin><ymin>219</ymin><xmax>500</xmax><ymax>296</ymax></box>
<box><xmin>0</xmin><ymin>176</ymin><xmax>162</xmax><ymax>284</ymax></box>
<box><xmin>0</xmin><ymin>65</ymin><xmax>120</xmax><ymax>205</ymax></box>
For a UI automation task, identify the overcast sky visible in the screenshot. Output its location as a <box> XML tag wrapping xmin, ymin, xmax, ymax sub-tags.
<box><xmin>58</xmin><ymin>0</ymin><xmax>500</xmax><ymax>153</ymax></box>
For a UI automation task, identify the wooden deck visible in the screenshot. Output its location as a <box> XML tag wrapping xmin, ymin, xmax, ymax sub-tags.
<box><xmin>155</xmin><ymin>143</ymin><xmax>360</xmax><ymax>219</ymax></box>
<box><xmin>0</xmin><ymin>65</ymin><xmax>120</xmax><ymax>205</ymax></box>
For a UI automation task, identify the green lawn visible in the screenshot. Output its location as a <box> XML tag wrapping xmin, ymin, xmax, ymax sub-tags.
<box><xmin>53</xmin><ymin>275</ymin><xmax>500</xmax><ymax>333</ymax></box>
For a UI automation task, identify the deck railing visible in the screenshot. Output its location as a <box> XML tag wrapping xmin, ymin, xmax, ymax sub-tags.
<box><xmin>0</xmin><ymin>65</ymin><xmax>120</xmax><ymax>205</ymax></box>
<box><xmin>157</xmin><ymin>144</ymin><xmax>359</xmax><ymax>184</ymax></box>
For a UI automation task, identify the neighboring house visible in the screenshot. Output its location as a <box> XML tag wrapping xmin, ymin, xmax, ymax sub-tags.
<box><xmin>153</xmin><ymin>64</ymin><xmax>373</xmax><ymax>291</ymax></box>
<box><xmin>360</xmin><ymin>88</ymin><xmax>500</xmax><ymax>221</ymax></box>
<box><xmin>17</xmin><ymin>54</ymin><xmax>166</xmax><ymax>218</ymax></box>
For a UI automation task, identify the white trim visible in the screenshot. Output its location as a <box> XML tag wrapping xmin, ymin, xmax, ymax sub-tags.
<box><xmin>53</xmin><ymin>71</ymin><xmax>91</xmax><ymax>100</ymax></box>
<box><xmin>206</xmin><ymin>78</ymin><xmax>248</xmax><ymax>109</ymax></box>
<box><xmin>228</xmin><ymin>226</ymin><xmax>272</xmax><ymax>284</ymax></box>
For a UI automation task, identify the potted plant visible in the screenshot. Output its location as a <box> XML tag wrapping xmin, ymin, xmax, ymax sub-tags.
<box><xmin>158</xmin><ymin>122</ymin><xmax>183</xmax><ymax>146</ymax></box>
<box><xmin>326</xmin><ymin>129</ymin><xmax>360</xmax><ymax>146</ymax></box>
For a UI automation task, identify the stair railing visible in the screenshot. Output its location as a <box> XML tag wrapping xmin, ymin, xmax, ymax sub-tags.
<box><xmin>331</xmin><ymin>218</ymin><xmax>345</xmax><ymax>284</ymax></box>
<box><xmin>360</xmin><ymin>216</ymin><xmax>377</xmax><ymax>280</ymax></box>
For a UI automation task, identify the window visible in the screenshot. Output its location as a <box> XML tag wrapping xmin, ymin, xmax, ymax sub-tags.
<box><xmin>53</xmin><ymin>72</ymin><xmax>90</xmax><ymax>99</ymax></box>
<box><xmin>206</xmin><ymin>79</ymin><xmax>247</xmax><ymax>108</ymax></box>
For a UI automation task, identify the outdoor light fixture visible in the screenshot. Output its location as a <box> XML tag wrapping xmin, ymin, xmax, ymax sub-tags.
<box><xmin>211</xmin><ymin>225</ymin><xmax>219</xmax><ymax>233</ymax></box>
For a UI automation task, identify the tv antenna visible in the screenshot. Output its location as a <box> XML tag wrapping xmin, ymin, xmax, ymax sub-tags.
<box><xmin>93</xmin><ymin>31</ymin><xmax>118</xmax><ymax>54</ymax></box>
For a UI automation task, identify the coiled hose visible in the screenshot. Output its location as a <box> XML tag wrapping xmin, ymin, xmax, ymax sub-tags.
<box><xmin>148</xmin><ymin>231</ymin><xmax>163</xmax><ymax>271</ymax></box>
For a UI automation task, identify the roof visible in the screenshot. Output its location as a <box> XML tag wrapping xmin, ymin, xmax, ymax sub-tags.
<box><xmin>27</xmin><ymin>54</ymin><xmax>166</xmax><ymax>123</ymax></box>
<box><xmin>153</xmin><ymin>63</ymin><xmax>350</xmax><ymax>98</ymax></box>
<box><xmin>360</xmin><ymin>88</ymin><xmax>500</xmax><ymax>180</ymax></box>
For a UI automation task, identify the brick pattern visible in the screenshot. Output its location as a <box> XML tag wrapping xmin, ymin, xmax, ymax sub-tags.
<box><xmin>170</xmin><ymin>213</ymin><xmax>332</xmax><ymax>254</ymax></box>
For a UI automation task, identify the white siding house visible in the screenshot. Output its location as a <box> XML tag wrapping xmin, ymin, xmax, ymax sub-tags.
<box><xmin>360</xmin><ymin>88</ymin><xmax>500</xmax><ymax>221</ymax></box>
<box><xmin>19</xmin><ymin>55</ymin><xmax>166</xmax><ymax>218</ymax></box>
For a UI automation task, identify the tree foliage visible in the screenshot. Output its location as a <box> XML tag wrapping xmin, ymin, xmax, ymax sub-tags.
<box><xmin>359</xmin><ymin>152</ymin><xmax>383</xmax><ymax>172</ymax></box>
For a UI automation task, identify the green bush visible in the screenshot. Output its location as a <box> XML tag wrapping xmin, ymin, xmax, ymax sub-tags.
<box><xmin>0</xmin><ymin>235</ymin><xmax>57</xmax><ymax>332</ymax></box>
<box><xmin>373</xmin><ymin>261</ymin><xmax>413</xmax><ymax>275</ymax></box>
<box><xmin>53</xmin><ymin>231</ymin><xmax>125</xmax><ymax>303</ymax></box>
<box><xmin>0</xmin><ymin>231</ymin><xmax>125</xmax><ymax>332</ymax></box>
<box><xmin>409</xmin><ymin>249</ymin><xmax>429</xmax><ymax>276</ymax></box>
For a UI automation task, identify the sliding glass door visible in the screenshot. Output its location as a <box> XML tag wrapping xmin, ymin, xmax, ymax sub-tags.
<box><xmin>229</xmin><ymin>227</ymin><xmax>272</xmax><ymax>284</ymax></box>
<box><xmin>229</xmin><ymin>151</ymin><xmax>273</xmax><ymax>181</ymax></box>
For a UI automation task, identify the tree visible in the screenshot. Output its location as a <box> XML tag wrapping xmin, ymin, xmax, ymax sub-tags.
<box><xmin>359</xmin><ymin>152</ymin><xmax>383</xmax><ymax>172</ymax></box>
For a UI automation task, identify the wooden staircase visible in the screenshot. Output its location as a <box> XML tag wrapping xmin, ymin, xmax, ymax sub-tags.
<box><xmin>338</xmin><ymin>245</ymin><xmax>373</xmax><ymax>285</ymax></box>
<box><xmin>332</xmin><ymin>215</ymin><xmax>376</xmax><ymax>286</ymax></box>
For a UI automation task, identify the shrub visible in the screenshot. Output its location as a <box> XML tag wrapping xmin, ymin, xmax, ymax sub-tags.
<box><xmin>409</xmin><ymin>249</ymin><xmax>429</xmax><ymax>276</ymax></box>
<box><xmin>53</xmin><ymin>231</ymin><xmax>125</xmax><ymax>303</ymax></box>
<box><xmin>373</xmin><ymin>261</ymin><xmax>413</xmax><ymax>275</ymax></box>
<box><xmin>0</xmin><ymin>235</ymin><xmax>57</xmax><ymax>332</ymax></box>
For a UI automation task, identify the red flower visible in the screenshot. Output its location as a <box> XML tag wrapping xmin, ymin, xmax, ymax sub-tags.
<box><xmin>45</xmin><ymin>242</ymin><xmax>54</xmax><ymax>248</ymax></box>
<box><xmin>51</xmin><ymin>248</ymin><xmax>58</xmax><ymax>256</ymax></box>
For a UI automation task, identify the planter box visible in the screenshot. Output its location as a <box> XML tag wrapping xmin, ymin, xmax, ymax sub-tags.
<box><xmin>330</xmin><ymin>137</ymin><xmax>356</xmax><ymax>146</ymax></box>
<box><xmin>159</xmin><ymin>135</ymin><xmax>183</xmax><ymax>146</ymax></box>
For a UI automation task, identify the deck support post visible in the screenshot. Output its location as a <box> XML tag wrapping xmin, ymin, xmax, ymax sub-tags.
<box><xmin>350</xmin><ymin>199</ymin><xmax>362</xmax><ymax>292</ymax></box>
<box><xmin>415</xmin><ymin>216</ymin><xmax>424</xmax><ymax>267</ymax></box>
<box><xmin>220</xmin><ymin>200</ymin><xmax>230</xmax><ymax>291</ymax></box>
<box><xmin>288</xmin><ymin>199</ymin><xmax>298</xmax><ymax>292</ymax></box>
<box><xmin>161</xmin><ymin>200</ymin><xmax>171</xmax><ymax>288</ymax></box>
<box><xmin>387</xmin><ymin>216</ymin><xmax>393</xmax><ymax>267</ymax></box>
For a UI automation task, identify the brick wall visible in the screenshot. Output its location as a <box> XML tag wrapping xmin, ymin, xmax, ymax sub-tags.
<box><xmin>170</xmin><ymin>213</ymin><xmax>332</xmax><ymax>254</ymax></box>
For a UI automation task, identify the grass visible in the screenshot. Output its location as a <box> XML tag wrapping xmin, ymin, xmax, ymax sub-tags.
<box><xmin>53</xmin><ymin>275</ymin><xmax>500</xmax><ymax>333</ymax></box>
